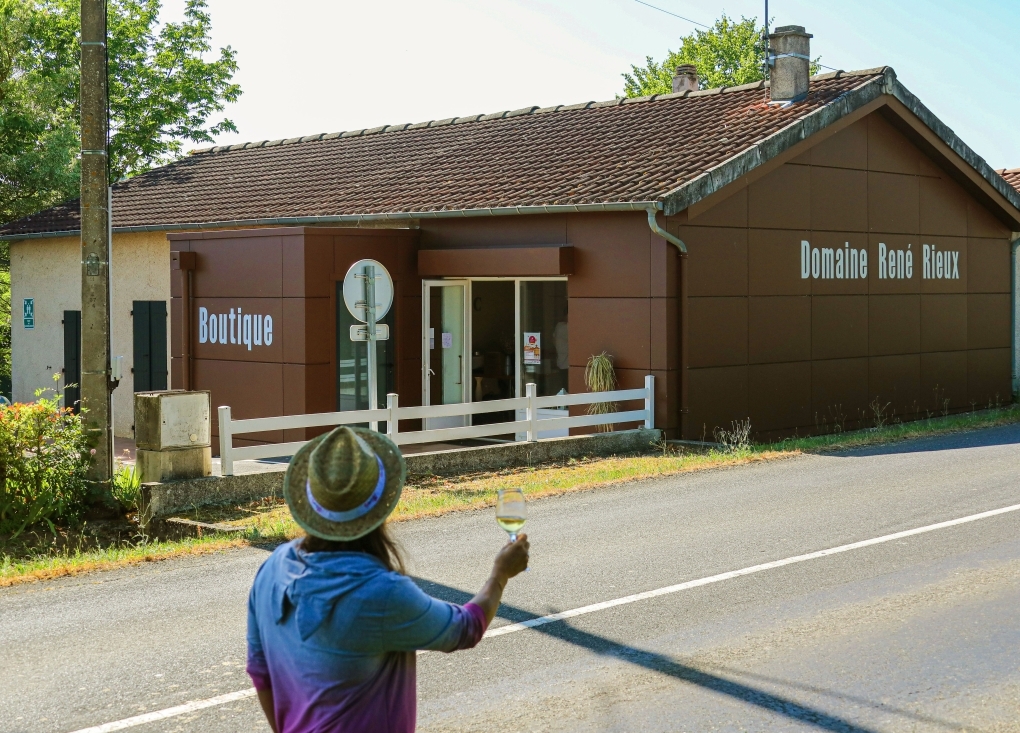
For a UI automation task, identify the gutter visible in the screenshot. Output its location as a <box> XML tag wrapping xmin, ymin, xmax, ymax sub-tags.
<box><xmin>1013</xmin><ymin>232</ymin><xmax>1020</xmax><ymax>398</ymax></box>
<box><xmin>0</xmin><ymin>201</ymin><xmax>672</xmax><ymax>242</ymax></box>
<box><xmin>646</xmin><ymin>204</ymin><xmax>687</xmax><ymax>253</ymax></box>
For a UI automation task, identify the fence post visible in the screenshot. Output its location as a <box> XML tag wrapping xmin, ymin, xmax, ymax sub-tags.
<box><xmin>526</xmin><ymin>383</ymin><xmax>538</xmax><ymax>442</ymax></box>
<box><xmin>386</xmin><ymin>393</ymin><xmax>399</xmax><ymax>441</ymax></box>
<box><xmin>644</xmin><ymin>374</ymin><xmax>655</xmax><ymax>430</ymax></box>
<box><xmin>218</xmin><ymin>405</ymin><xmax>234</xmax><ymax>477</ymax></box>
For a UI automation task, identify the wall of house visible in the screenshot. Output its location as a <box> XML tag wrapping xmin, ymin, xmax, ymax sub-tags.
<box><xmin>169</xmin><ymin>227</ymin><xmax>419</xmax><ymax>450</ymax></box>
<box><xmin>11</xmin><ymin>231</ymin><xmax>170</xmax><ymax>438</ymax></box>
<box><xmin>673</xmin><ymin>111</ymin><xmax>1014</xmax><ymax>441</ymax></box>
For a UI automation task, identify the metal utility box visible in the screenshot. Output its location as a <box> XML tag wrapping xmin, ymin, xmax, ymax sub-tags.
<box><xmin>134</xmin><ymin>390</ymin><xmax>212</xmax><ymax>481</ymax></box>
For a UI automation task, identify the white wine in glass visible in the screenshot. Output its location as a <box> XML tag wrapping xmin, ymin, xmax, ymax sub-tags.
<box><xmin>495</xmin><ymin>488</ymin><xmax>527</xmax><ymax>542</ymax></box>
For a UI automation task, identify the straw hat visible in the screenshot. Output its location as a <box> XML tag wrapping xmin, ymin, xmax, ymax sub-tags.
<box><xmin>283</xmin><ymin>426</ymin><xmax>406</xmax><ymax>541</ymax></box>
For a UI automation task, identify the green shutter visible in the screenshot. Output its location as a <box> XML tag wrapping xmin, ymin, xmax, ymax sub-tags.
<box><xmin>133</xmin><ymin>301</ymin><xmax>151</xmax><ymax>391</ymax></box>
<box><xmin>63</xmin><ymin>310</ymin><xmax>81</xmax><ymax>413</ymax></box>
<box><xmin>150</xmin><ymin>301</ymin><xmax>168</xmax><ymax>391</ymax></box>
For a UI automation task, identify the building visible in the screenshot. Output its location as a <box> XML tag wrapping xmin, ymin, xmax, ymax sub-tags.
<box><xmin>4</xmin><ymin>35</ymin><xmax>1020</xmax><ymax>447</ymax></box>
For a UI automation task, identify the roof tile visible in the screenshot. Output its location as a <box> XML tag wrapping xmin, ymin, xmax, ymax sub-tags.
<box><xmin>0</xmin><ymin>73</ymin><xmax>888</xmax><ymax>236</ymax></box>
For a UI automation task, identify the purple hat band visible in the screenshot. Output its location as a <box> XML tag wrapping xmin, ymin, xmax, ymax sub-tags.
<box><xmin>306</xmin><ymin>455</ymin><xmax>387</xmax><ymax>523</ymax></box>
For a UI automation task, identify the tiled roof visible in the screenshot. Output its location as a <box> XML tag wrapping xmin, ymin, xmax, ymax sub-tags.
<box><xmin>0</xmin><ymin>69</ymin><xmax>921</xmax><ymax>238</ymax></box>
<box><xmin>999</xmin><ymin>168</ymin><xmax>1020</xmax><ymax>195</ymax></box>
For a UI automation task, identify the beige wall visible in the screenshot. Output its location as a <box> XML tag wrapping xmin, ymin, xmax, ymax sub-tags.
<box><xmin>11</xmin><ymin>231</ymin><xmax>171</xmax><ymax>438</ymax></box>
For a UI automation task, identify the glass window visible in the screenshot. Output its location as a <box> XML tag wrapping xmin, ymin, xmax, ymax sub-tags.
<box><xmin>336</xmin><ymin>282</ymin><xmax>395</xmax><ymax>412</ymax></box>
<box><xmin>519</xmin><ymin>280</ymin><xmax>568</xmax><ymax>397</ymax></box>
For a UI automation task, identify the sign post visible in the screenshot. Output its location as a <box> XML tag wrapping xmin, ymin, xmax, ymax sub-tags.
<box><xmin>363</xmin><ymin>264</ymin><xmax>379</xmax><ymax>430</ymax></box>
<box><xmin>343</xmin><ymin>260</ymin><xmax>393</xmax><ymax>432</ymax></box>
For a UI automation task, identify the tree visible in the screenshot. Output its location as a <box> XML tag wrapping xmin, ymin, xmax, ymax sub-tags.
<box><xmin>0</xmin><ymin>0</ymin><xmax>80</xmax><ymax>225</ymax></box>
<box><xmin>622</xmin><ymin>14</ymin><xmax>821</xmax><ymax>97</ymax></box>
<box><xmin>0</xmin><ymin>0</ymin><xmax>241</xmax><ymax>225</ymax></box>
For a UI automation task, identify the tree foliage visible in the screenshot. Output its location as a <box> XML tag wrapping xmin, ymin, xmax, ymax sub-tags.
<box><xmin>622</xmin><ymin>14</ymin><xmax>821</xmax><ymax>98</ymax></box>
<box><xmin>0</xmin><ymin>0</ymin><xmax>241</xmax><ymax>225</ymax></box>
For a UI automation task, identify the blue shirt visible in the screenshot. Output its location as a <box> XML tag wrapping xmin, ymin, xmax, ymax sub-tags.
<box><xmin>247</xmin><ymin>539</ymin><xmax>487</xmax><ymax>733</ymax></box>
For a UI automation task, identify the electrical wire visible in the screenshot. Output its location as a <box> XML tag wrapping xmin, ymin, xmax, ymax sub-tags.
<box><xmin>635</xmin><ymin>0</ymin><xmax>842</xmax><ymax>74</ymax></box>
<box><xmin>633</xmin><ymin>0</ymin><xmax>710</xmax><ymax>29</ymax></box>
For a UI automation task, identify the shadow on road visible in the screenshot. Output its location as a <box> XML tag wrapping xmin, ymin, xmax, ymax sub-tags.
<box><xmin>415</xmin><ymin>578</ymin><xmax>885</xmax><ymax>733</ymax></box>
<box><xmin>823</xmin><ymin>422</ymin><xmax>1020</xmax><ymax>459</ymax></box>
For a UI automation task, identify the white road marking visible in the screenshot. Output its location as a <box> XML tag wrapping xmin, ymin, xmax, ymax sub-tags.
<box><xmin>69</xmin><ymin>502</ymin><xmax>1020</xmax><ymax>733</ymax></box>
<box><xmin>68</xmin><ymin>689</ymin><xmax>257</xmax><ymax>733</ymax></box>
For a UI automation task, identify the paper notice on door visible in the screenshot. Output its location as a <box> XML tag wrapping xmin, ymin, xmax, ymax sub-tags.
<box><xmin>523</xmin><ymin>332</ymin><xmax>541</xmax><ymax>364</ymax></box>
<box><xmin>429</xmin><ymin>327</ymin><xmax>435</xmax><ymax>349</ymax></box>
<box><xmin>442</xmin><ymin>332</ymin><xmax>453</xmax><ymax>349</ymax></box>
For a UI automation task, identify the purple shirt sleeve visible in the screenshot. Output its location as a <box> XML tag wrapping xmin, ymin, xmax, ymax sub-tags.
<box><xmin>458</xmin><ymin>602</ymin><xmax>489</xmax><ymax>649</ymax></box>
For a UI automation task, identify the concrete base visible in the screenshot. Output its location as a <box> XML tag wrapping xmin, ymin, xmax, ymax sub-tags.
<box><xmin>404</xmin><ymin>428</ymin><xmax>661</xmax><ymax>477</ymax></box>
<box><xmin>137</xmin><ymin>446</ymin><xmax>212</xmax><ymax>483</ymax></box>
<box><xmin>137</xmin><ymin>429</ymin><xmax>661</xmax><ymax>523</ymax></box>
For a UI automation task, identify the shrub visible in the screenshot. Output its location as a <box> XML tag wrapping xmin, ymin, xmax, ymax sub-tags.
<box><xmin>0</xmin><ymin>389</ymin><xmax>92</xmax><ymax>538</ymax></box>
<box><xmin>585</xmin><ymin>352</ymin><xmax>618</xmax><ymax>433</ymax></box>
<box><xmin>714</xmin><ymin>418</ymin><xmax>752</xmax><ymax>452</ymax></box>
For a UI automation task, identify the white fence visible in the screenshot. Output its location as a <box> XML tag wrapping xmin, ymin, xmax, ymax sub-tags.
<box><xmin>218</xmin><ymin>375</ymin><xmax>655</xmax><ymax>476</ymax></box>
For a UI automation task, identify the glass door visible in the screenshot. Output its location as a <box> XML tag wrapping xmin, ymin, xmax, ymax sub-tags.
<box><xmin>516</xmin><ymin>279</ymin><xmax>569</xmax><ymax>439</ymax></box>
<box><xmin>423</xmin><ymin>280</ymin><xmax>469</xmax><ymax>429</ymax></box>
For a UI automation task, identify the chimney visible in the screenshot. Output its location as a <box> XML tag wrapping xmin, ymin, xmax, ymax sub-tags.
<box><xmin>768</xmin><ymin>25</ymin><xmax>813</xmax><ymax>102</ymax></box>
<box><xmin>672</xmin><ymin>64</ymin><xmax>698</xmax><ymax>94</ymax></box>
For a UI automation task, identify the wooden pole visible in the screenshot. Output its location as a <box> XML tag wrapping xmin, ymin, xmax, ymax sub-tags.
<box><xmin>80</xmin><ymin>0</ymin><xmax>113</xmax><ymax>495</ymax></box>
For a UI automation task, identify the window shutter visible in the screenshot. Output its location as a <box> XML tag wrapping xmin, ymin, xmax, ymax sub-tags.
<box><xmin>133</xmin><ymin>301</ymin><xmax>151</xmax><ymax>392</ymax></box>
<box><xmin>63</xmin><ymin>310</ymin><xmax>81</xmax><ymax>413</ymax></box>
<box><xmin>150</xmin><ymin>301</ymin><xmax>168</xmax><ymax>391</ymax></box>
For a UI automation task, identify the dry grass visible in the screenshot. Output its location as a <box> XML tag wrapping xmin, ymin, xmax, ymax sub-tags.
<box><xmin>0</xmin><ymin>537</ymin><xmax>249</xmax><ymax>588</ymax></box>
<box><xmin>3</xmin><ymin>404</ymin><xmax>1019</xmax><ymax>587</ymax></box>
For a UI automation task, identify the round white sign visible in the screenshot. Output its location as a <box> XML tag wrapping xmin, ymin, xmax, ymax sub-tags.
<box><xmin>342</xmin><ymin>259</ymin><xmax>394</xmax><ymax>323</ymax></box>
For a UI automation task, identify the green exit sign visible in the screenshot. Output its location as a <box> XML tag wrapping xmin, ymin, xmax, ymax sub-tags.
<box><xmin>23</xmin><ymin>298</ymin><xmax>34</xmax><ymax>329</ymax></box>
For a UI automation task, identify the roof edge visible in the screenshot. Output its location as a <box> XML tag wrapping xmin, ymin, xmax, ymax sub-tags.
<box><xmin>662</xmin><ymin>67</ymin><xmax>1020</xmax><ymax>220</ymax></box>
<box><xmin>887</xmin><ymin>80</ymin><xmax>1020</xmax><ymax>214</ymax></box>
<box><xmin>661</xmin><ymin>71</ymin><xmax>888</xmax><ymax>216</ymax></box>
<box><xmin>0</xmin><ymin>202</ymin><xmax>661</xmax><ymax>242</ymax></box>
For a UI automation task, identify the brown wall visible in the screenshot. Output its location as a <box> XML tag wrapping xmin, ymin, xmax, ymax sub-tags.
<box><xmin>673</xmin><ymin>112</ymin><xmax>1014</xmax><ymax>441</ymax></box>
<box><xmin>419</xmin><ymin>212</ymin><xmax>681</xmax><ymax>435</ymax></box>
<box><xmin>170</xmin><ymin>227</ymin><xmax>419</xmax><ymax>450</ymax></box>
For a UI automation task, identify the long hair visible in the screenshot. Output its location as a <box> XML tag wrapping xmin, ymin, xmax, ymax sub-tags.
<box><xmin>300</xmin><ymin>522</ymin><xmax>406</xmax><ymax>574</ymax></box>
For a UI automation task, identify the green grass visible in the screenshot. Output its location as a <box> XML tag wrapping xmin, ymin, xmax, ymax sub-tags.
<box><xmin>774</xmin><ymin>405</ymin><xmax>1020</xmax><ymax>452</ymax></box>
<box><xmin>3</xmin><ymin>404</ymin><xmax>1019</xmax><ymax>586</ymax></box>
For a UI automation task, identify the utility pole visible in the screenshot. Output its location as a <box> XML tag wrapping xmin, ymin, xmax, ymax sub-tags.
<box><xmin>80</xmin><ymin>0</ymin><xmax>114</xmax><ymax>497</ymax></box>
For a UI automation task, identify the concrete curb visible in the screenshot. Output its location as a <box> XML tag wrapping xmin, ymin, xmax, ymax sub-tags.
<box><xmin>138</xmin><ymin>428</ymin><xmax>661</xmax><ymax>522</ymax></box>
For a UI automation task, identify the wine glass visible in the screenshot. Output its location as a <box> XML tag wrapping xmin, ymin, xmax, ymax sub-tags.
<box><xmin>495</xmin><ymin>488</ymin><xmax>526</xmax><ymax>542</ymax></box>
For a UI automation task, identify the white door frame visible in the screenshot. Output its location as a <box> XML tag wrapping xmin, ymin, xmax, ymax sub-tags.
<box><xmin>421</xmin><ymin>279</ymin><xmax>471</xmax><ymax>409</ymax></box>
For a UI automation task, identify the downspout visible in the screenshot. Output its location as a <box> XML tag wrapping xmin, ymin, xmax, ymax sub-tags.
<box><xmin>1012</xmin><ymin>233</ymin><xmax>1020</xmax><ymax>400</ymax></box>
<box><xmin>646</xmin><ymin>204</ymin><xmax>689</xmax><ymax>438</ymax></box>
<box><xmin>646</xmin><ymin>204</ymin><xmax>686</xmax><ymax>253</ymax></box>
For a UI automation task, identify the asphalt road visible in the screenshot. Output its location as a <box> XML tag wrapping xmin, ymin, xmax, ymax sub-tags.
<box><xmin>2</xmin><ymin>424</ymin><xmax>1020</xmax><ymax>732</ymax></box>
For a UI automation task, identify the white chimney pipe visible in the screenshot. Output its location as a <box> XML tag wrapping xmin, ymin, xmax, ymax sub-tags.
<box><xmin>672</xmin><ymin>64</ymin><xmax>698</xmax><ymax>94</ymax></box>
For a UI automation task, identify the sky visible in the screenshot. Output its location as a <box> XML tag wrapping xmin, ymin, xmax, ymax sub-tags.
<box><xmin>160</xmin><ymin>0</ymin><xmax>1020</xmax><ymax>169</ymax></box>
